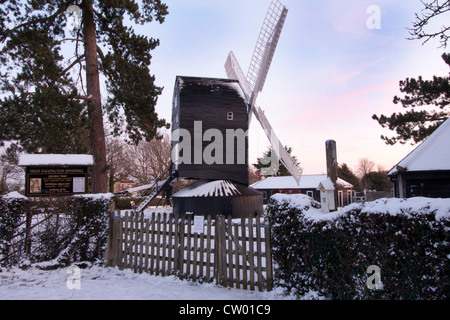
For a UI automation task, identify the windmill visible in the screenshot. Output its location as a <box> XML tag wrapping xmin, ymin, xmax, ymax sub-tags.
<box><xmin>225</xmin><ymin>0</ymin><xmax>302</xmax><ymax>185</ymax></box>
<box><xmin>129</xmin><ymin>0</ymin><xmax>301</xmax><ymax>216</ymax></box>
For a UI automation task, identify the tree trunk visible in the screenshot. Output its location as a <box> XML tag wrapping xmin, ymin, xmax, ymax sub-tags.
<box><xmin>82</xmin><ymin>0</ymin><xmax>107</xmax><ymax>193</ymax></box>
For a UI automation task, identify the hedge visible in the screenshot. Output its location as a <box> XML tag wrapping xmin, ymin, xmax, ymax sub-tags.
<box><xmin>267</xmin><ymin>194</ymin><xmax>450</xmax><ymax>300</ymax></box>
<box><xmin>0</xmin><ymin>192</ymin><xmax>113</xmax><ymax>268</ymax></box>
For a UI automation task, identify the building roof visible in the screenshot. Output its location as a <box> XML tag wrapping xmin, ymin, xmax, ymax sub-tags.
<box><xmin>174</xmin><ymin>179</ymin><xmax>261</xmax><ymax>198</ymax></box>
<box><xmin>317</xmin><ymin>178</ymin><xmax>335</xmax><ymax>191</ymax></box>
<box><xmin>250</xmin><ymin>175</ymin><xmax>353</xmax><ymax>190</ymax></box>
<box><xmin>388</xmin><ymin>117</ymin><xmax>450</xmax><ymax>176</ymax></box>
<box><xmin>176</xmin><ymin>76</ymin><xmax>248</xmax><ymax>101</ymax></box>
<box><xmin>18</xmin><ymin>154</ymin><xmax>94</xmax><ymax>167</ymax></box>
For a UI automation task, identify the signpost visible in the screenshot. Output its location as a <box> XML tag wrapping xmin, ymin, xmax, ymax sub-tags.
<box><xmin>193</xmin><ymin>215</ymin><xmax>205</xmax><ymax>234</ymax></box>
<box><xmin>19</xmin><ymin>154</ymin><xmax>94</xmax><ymax>197</ymax></box>
<box><xmin>25</xmin><ymin>167</ymin><xmax>89</xmax><ymax>196</ymax></box>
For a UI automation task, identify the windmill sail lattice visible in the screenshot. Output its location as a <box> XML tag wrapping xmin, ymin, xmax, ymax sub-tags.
<box><xmin>247</xmin><ymin>0</ymin><xmax>288</xmax><ymax>97</ymax></box>
<box><xmin>225</xmin><ymin>0</ymin><xmax>302</xmax><ymax>185</ymax></box>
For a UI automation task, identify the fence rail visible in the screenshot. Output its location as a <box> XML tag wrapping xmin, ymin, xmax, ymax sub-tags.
<box><xmin>106</xmin><ymin>211</ymin><xmax>273</xmax><ymax>291</ymax></box>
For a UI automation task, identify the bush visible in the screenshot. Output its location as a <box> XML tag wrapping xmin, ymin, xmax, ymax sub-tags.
<box><xmin>0</xmin><ymin>193</ymin><xmax>114</xmax><ymax>267</ymax></box>
<box><xmin>0</xmin><ymin>192</ymin><xmax>29</xmax><ymax>264</ymax></box>
<box><xmin>268</xmin><ymin>194</ymin><xmax>450</xmax><ymax>300</ymax></box>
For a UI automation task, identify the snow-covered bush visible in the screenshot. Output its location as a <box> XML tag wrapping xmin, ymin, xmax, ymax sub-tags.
<box><xmin>0</xmin><ymin>192</ymin><xmax>29</xmax><ymax>265</ymax></box>
<box><xmin>0</xmin><ymin>193</ymin><xmax>113</xmax><ymax>267</ymax></box>
<box><xmin>267</xmin><ymin>194</ymin><xmax>450</xmax><ymax>300</ymax></box>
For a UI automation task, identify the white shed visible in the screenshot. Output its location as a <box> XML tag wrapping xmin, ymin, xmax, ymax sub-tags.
<box><xmin>317</xmin><ymin>178</ymin><xmax>336</xmax><ymax>213</ymax></box>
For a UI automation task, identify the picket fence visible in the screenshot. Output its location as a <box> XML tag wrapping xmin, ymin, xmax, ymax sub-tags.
<box><xmin>105</xmin><ymin>211</ymin><xmax>273</xmax><ymax>291</ymax></box>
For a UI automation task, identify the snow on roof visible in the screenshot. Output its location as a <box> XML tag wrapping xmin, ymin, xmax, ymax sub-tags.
<box><xmin>176</xmin><ymin>76</ymin><xmax>247</xmax><ymax>101</ymax></box>
<box><xmin>317</xmin><ymin>178</ymin><xmax>335</xmax><ymax>191</ymax></box>
<box><xmin>251</xmin><ymin>175</ymin><xmax>353</xmax><ymax>190</ymax></box>
<box><xmin>388</xmin><ymin>118</ymin><xmax>450</xmax><ymax>175</ymax></box>
<box><xmin>174</xmin><ymin>180</ymin><xmax>241</xmax><ymax>198</ymax></box>
<box><xmin>18</xmin><ymin>154</ymin><xmax>94</xmax><ymax>167</ymax></box>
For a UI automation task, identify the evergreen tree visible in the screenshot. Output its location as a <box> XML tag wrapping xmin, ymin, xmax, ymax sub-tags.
<box><xmin>253</xmin><ymin>146</ymin><xmax>299</xmax><ymax>176</ymax></box>
<box><xmin>0</xmin><ymin>0</ymin><xmax>169</xmax><ymax>193</ymax></box>
<box><xmin>372</xmin><ymin>53</ymin><xmax>449</xmax><ymax>145</ymax></box>
<box><xmin>374</xmin><ymin>0</ymin><xmax>450</xmax><ymax>146</ymax></box>
<box><xmin>364</xmin><ymin>171</ymin><xmax>392</xmax><ymax>192</ymax></box>
<box><xmin>337</xmin><ymin>163</ymin><xmax>362</xmax><ymax>191</ymax></box>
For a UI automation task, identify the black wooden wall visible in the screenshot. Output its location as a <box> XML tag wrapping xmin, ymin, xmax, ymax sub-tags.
<box><xmin>171</xmin><ymin>76</ymin><xmax>249</xmax><ymax>185</ymax></box>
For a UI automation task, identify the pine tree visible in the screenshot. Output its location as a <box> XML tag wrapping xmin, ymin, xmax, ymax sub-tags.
<box><xmin>337</xmin><ymin>163</ymin><xmax>362</xmax><ymax>191</ymax></box>
<box><xmin>253</xmin><ymin>146</ymin><xmax>299</xmax><ymax>176</ymax></box>
<box><xmin>372</xmin><ymin>53</ymin><xmax>449</xmax><ymax>145</ymax></box>
<box><xmin>0</xmin><ymin>0</ymin><xmax>169</xmax><ymax>193</ymax></box>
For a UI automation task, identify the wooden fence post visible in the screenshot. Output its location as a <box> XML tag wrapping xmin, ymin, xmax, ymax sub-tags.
<box><xmin>264</xmin><ymin>223</ymin><xmax>273</xmax><ymax>291</ymax></box>
<box><xmin>105</xmin><ymin>212</ymin><xmax>274</xmax><ymax>292</ymax></box>
<box><xmin>24</xmin><ymin>210</ymin><xmax>33</xmax><ymax>256</ymax></box>
<box><xmin>104</xmin><ymin>210</ymin><xmax>116</xmax><ymax>267</ymax></box>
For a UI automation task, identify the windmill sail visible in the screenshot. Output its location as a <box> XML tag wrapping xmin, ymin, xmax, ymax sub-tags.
<box><xmin>252</xmin><ymin>106</ymin><xmax>303</xmax><ymax>184</ymax></box>
<box><xmin>225</xmin><ymin>0</ymin><xmax>302</xmax><ymax>185</ymax></box>
<box><xmin>225</xmin><ymin>51</ymin><xmax>252</xmax><ymax>103</ymax></box>
<box><xmin>247</xmin><ymin>0</ymin><xmax>288</xmax><ymax>106</ymax></box>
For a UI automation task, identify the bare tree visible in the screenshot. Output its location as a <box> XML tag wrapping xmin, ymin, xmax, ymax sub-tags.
<box><xmin>357</xmin><ymin>158</ymin><xmax>375</xmax><ymax>177</ymax></box>
<box><xmin>106</xmin><ymin>137</ymin><xmax>130</xmax><ymax>192</ymax></box>
<box><xmin>125</xmin><ymin>133</ymin><xmax>171</xmax><ymax>185</ymax></box>
<box><xmin>358</xmin><ymin>158</ymin><xmax>375</xmax><ymax>190</ymax></box>
<box><xmin>249</xmin><ymin>165</ymin><xmax>262</xmax><ymax>185</ymax></box>
<box><xmin>0</xmin><ymin>146</ymin><xmax>23</xmax><ymax>194</ymax></box>
<box><xmin>408</xmin><ymin>0</ymin><xmax>450</xmax><ymax>48</ymax></box>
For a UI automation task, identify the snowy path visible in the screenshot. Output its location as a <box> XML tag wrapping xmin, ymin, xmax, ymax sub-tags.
<box><xmin>0</xmin><ymin>265</ymin><xmax>296</xmax><ymax>300</ymax></box>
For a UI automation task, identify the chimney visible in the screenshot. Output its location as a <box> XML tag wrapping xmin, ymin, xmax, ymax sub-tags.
<box><xmin>325</xmin><ymin>140</ymin><xmax>338</xmax><ymax>211</ymax></box>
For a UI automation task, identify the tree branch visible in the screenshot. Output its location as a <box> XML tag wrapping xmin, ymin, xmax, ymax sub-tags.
<box><xmin>62</xmin><ymin>54</ymin><xmax>86</xmax><ymax>75</ymax></box>
<box><xmin>1</xmin><ymin>1</ymin><xmax>72</xmax><ymax>42</ymax></box>
<box><xmin>407</xmin><ymin>0</ymin><xmax>450</xmax><ymax>48</ymax></box>
<box><xmin>73</xmin><ymin>95</ymin><xmax>93</xmax><ymax>102</ymax></box>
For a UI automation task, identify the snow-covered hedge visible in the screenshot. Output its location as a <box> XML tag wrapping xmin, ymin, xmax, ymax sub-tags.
<box><xmin>0</xmin><ymin>193</ymin><xmax>113</xmax><ymax>268</ymax></box>
<box><xmin>0</xmin><ymin>192</ymin><xmax>29</xmax><ymax>265</ymax></box>
<box><xmin>267</xmin><ymin>194</ymin><xmax>450</xmax><ymax>300</ymax></box>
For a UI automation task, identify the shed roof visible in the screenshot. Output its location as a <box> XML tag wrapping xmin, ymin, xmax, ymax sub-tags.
<box><xmin>317</xmin><ymin>178</ymin><xmax>335</xmax><ymax>191</ymax></box>
<box><xmin>388</xmin><ymin>117</ymin><xmax>450</xmax><ymax>175</ymax></box>
<box><xmin>174</xmin><ymin>180</ymin><xmax>261</xmax><ymax>198</ymax></box>
<box><xmin>19</xmin><ymin>154</ymin><xmax>94</xmax><ymax>167</ymax></box>
<box><xmin>250</xmin><ymin>175</ymin><xmax>353</xmax><ymax>190</ymax></box>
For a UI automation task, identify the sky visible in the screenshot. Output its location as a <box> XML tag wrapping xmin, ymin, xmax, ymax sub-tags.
<box><xmin>137</xmin><ymin>0</ymin><xmax>449</xmax><ymax>175</ymax></box>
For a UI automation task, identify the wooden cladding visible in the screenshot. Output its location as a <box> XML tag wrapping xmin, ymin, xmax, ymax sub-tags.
<box><xmin>171</xmin><ymin>76</ymin><xmax>249</xmax><ymax>185</ymax></box>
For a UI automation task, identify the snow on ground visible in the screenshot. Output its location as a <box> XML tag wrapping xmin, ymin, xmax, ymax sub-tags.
<box><xmin>3</xmin><ymin>196</ymin><xmax>448</xmax><ymax>300</ymax></box>
<box><xmin>0</xmin><ymin>264</ymin><xmax>297</xmax><ymax>300</ymax></box>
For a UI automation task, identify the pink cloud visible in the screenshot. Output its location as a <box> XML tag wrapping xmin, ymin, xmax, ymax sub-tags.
<box><xmin>277</xmin><ymin>79</ymin><xmax>399</xmax><ymax>130</ymax></box>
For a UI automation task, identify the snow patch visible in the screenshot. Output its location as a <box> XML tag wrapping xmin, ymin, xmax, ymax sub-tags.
<box><xmin>270</xmin><ymin>193</ymin><xmax>450</xmax><ymax>221</ymax></box>
<box><xmin>18</xmin><ymin>154</ymin><xmax>94</xmax><ymax>167</ymax></box>
<box><xmin>174</xmin><ymin>180</ymin><xmax>241</xmax><ymax>198</ymax></box>
<box><xmin>1</xmin><ymin>191</ymin><xmax>28</xmax><ymax>199</ymax></box>
<box><xmin>73</xmin><ymin>193</ymin><xmax>115</xmax><ymax>200</ymax></box>
<box><xmin>0</xmin><ymin>265</ymin><xmax>296</xmax><ymax>300</ymax></box>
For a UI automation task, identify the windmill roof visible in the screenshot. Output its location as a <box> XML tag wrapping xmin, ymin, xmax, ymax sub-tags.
<box><xmin>387</xmin><ymin>118</ymin><xmax>450</xmax><ymax>175</ymax></box>
<box><xmin>176</xmin><ymin>76</ymin><xmax>248</xmax><ymax>101</ymax></box>
<box><xmin>250</xmin><ymin>175</ymin><xmax>353</xmax><ymax>189</ymax></box>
